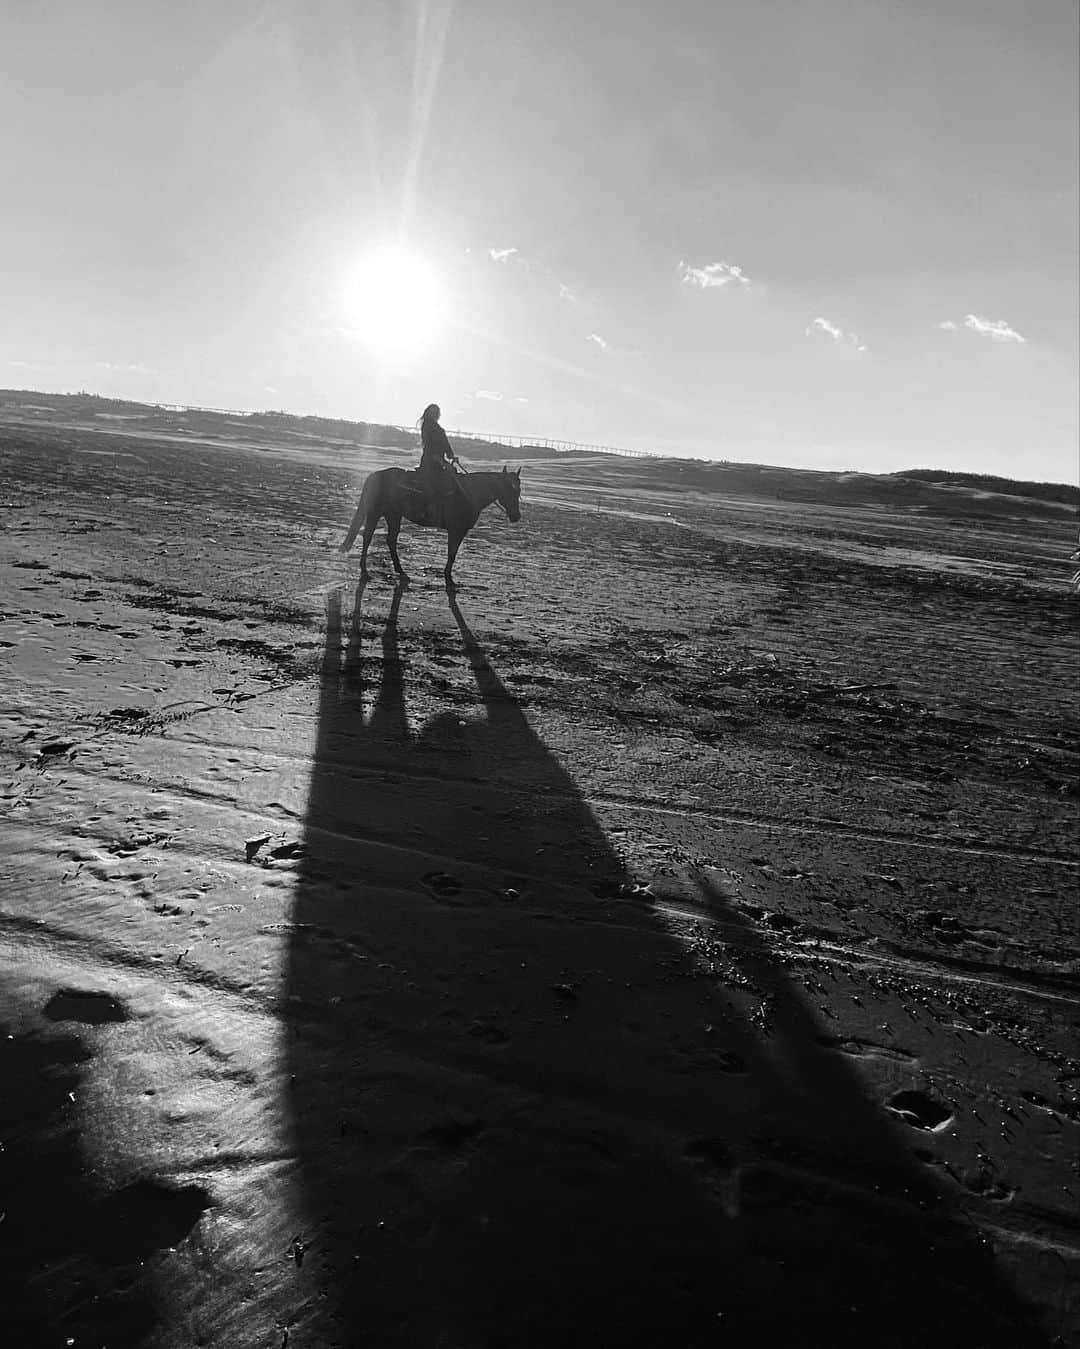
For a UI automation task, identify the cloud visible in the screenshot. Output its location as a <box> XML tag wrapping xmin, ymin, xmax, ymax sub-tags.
<box><xmin>474</xmin><ymin>389</ymin><xmax>503</xmax><ymax>401</ymax></box>
<box><xmin>809</xmin><ymin>317</ymin><xmax>843</xmax><ymax>341</ymax></box>
<box><xmin>938</xmin><ymin>314</ymin><xmax>1027</xmax><ymax>342</ymax></box>
<box><xmin>679</xmin><ymin>259</ymin><xmax>751</xmax><ymax>289</ymax></box>
<box><xmin>486</xmin><ymin>245</ymin><xmax>577</xmax><ymax>304</ymax></box>
<box><xmin>584</xmin><ymin>332</ymin><xmax>645</xmax><ymax>360</ymax></box>
<box><xmin>94</xmin><ymin>360</ymin><xmax>156</xmax><ymax>375</ymax></box>
<box><xmin>961</xmin><ymin>314</ymin><xmax>1026</xmax><ymax>344</ymax></box>
<box><xmin>805</xmin><ymin>316</ymin><xmax>867</xmax><ymax>353</ymax></box>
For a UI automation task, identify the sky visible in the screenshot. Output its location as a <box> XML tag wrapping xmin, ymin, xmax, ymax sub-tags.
<box><xmin>1</xmin><ymin>0</ymin><xmax>1077</xmax><ymax>479</ymax></box>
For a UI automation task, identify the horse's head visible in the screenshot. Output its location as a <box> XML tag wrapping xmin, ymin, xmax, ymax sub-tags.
<box><xmin>496</xmin><ymin>466</ymin><xmax>522</xmax><ymax>522</ymax></box>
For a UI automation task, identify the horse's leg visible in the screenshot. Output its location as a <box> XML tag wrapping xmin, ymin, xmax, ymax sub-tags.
<box><xmin>359</xmin><ymin>511</ymin><xmax>378</xmax><ymax>577</ymax></box>
<box><xmin>386</xmin><ymin>512</ymin><xmax>408</xmax><ymax>580</ymax></box>
<box><xmin>444</xmin><ymin>528</ymin><xmax>465</xmax><ymax>588</ymax></box>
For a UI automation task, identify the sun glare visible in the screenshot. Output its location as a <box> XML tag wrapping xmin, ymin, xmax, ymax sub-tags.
<box><xmin>342</xmin><ymin>245</ymin><xmax>447</xmax><ymax>364</ymax></box>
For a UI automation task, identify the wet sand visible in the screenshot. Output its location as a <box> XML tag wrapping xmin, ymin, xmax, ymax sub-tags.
<box><xmin>1</xmin><ymin>419</ymin><xmax>1077</xmax><ymax>1346</ymax></box>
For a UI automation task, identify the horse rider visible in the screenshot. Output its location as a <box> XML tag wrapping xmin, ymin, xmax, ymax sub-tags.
<box><xmin>416</xmin><ymin>403</ymin><xmax>466</xmax><ymax>521</ymax></box>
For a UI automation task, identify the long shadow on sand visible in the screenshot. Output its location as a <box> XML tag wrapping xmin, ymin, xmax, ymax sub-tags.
<box><xmin>285</xmin><ymin>579</ymin><xmax>1048</xmax><ymax>1348</ymax></box>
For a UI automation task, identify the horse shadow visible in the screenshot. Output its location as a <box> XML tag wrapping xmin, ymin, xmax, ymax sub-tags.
<box><xmin>285</xmin><ymin>579</ymin><xmax>1050</xmax><ymax>1348</ymax></box>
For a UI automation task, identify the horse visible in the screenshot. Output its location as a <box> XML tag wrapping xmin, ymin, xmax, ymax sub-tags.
<box><xmin>339</xmin><ymin>464</ymin><xmax>522</xmax><ymax>586</ymax></box>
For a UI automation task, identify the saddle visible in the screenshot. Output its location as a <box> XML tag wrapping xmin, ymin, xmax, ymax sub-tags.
<box><xmin>402</xmin><ymin>469</ymin><xmax>459</xmax><ymax>527</ymax></box>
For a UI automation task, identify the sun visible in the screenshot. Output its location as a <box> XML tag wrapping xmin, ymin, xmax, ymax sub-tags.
<box><xmin>341</xmin><ymin>245</ymin><xmax>447</xmax><ymax>364</ymax></box>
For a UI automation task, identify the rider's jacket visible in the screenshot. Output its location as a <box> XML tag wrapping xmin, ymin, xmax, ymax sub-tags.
<box><xmin>420</xmin><ymin>420</ymin><xmax>454</xmax><ymax>473</ymax></box>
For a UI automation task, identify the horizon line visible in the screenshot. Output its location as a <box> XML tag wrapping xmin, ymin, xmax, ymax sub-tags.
<box><xmin>1</xmin><ymin>383</ymin><xmax>1077</xmax><ymax>492</ymax></box>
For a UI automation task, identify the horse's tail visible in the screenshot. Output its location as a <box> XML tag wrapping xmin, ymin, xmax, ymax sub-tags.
<box><xmin>340</xmin><ymin>472</ymin><xmax>380</xmax><ymax>552</ymax></box>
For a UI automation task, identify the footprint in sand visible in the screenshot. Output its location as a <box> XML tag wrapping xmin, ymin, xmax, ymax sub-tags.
<box><xmin>885</xmin><ymin>1088</ymin><xmax>953</xmax><ymax>1131</ymax></box>
<box><xmin>43</xmin><ymin>988</ymin><xmax>130</xmax><ymax>1025</ymax></box>
<box><xmin>106</xmin><ymin>830</ymin><xmax>172</xmax><ymax>856</ymax></box>
<box><xmin>467</xmin><ymin>1018</ymin><xmax>511</xmax><ymax>1045</ymax></box>
<box><xmin>423</xmin><ymin>871</ymin><xmax>464</xmax><ymax>897</ymax></box>
<box><xmin>91</xmin><ymin>1179</ymin><xmax>212</xmax><ymax>1260</ymax></box>
<box><xmin>37</xmin><ymin>738</ymin><xmax>78</xmax><ymax>758</ymax></box>
<box><xmin>685</xmin><ymin>1136</ymin><xmax>741</xmax><ymax>1218</ymax></box>
<box><xmin>422</xmin><ymin>1113</ymin><xmax>486</xmax><ymax>1148</ymax></box>
<box><xmin>817</xmin><ymin>1034</ymin><xmax>915</xmax><ymax>1063</ymax></box>
<box><xmin>959</xmin><ymin>1166</ymin><xmax>1016</xmax><ymax>1202</ymax></box>
<box><xmin>269</xmin><ymin>841</ymin><xmax>306</xmax><ymax>860</ymax></box>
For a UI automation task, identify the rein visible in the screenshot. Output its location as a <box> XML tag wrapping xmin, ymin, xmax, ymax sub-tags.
<box><xmin>456</xmin><ymin>463</ymin><xmax>513</xmax><ymax>519</ymax></box>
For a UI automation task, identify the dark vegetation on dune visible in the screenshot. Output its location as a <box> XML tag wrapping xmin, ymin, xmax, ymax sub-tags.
<box><xmin>897</xmin><ymin>468</ymin><xmax>1079</xmax><ymax>508</ymax></box>
<box><xmin>2</xmin><ymin>388</ymin><xmax>1076</xmax><ymax>514</ymax></box>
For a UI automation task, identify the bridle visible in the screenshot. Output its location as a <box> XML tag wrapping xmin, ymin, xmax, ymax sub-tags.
<box><xmin>455</xmin><ymin>459</ymin><xmax>516</xmax><ymax>520</ymax></box>
<box><xmin>493</xmin><ymin>476</ymin><xmax>519</xmax><ymax>521</ymax></box>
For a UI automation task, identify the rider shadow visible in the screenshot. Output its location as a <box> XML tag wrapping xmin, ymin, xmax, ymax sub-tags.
<box><xmin>285</xmin><ymin>581</ymin><xmax>1051</xmax><ymax>1348</ymax></box>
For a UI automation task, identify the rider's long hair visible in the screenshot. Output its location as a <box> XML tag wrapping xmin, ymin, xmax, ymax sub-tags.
<box><xmin>418</xmin><ymin>403</ymin><xmax>440</xmax><ymax>430</ymax></box>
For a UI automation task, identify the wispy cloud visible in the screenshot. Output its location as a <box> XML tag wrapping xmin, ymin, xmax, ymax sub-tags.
<box><xmin>966</xmin><ymin>314</ymin><xmax>1026</xmax><ymax>343</ymax></box>
<box><xmin>679</xmin><ymin>259</ymin><xmax>751</xmax><ymax>289</ymax></box>
<box><xmin>583</xmin><ymin>331</ymin><xmax>645</xmax><ymax>360</ymax></box>
<box><xmin>3</xmin><ymin>356</ymin><xmax>158</xmax><ymax>379</ymax></box>
<box><xmin>809</xmin><ymin>317</ymin><xmax>843</xmax><ymax>341</ymax></box>
<box><xmin>95</xmin><ymin>360</ymin><xmax>156</xmax><ymax>375</ymax></box>
<box><xmin>473</xmin><ymin>389</ymin><xmax>503</xmax><ymax>401</ymax></box>
<box><xmin>805</xmin><ymin>316</ymin><xmax>867</xmax><ymax>353</ymax></box>
<box><xmin>940</xmin><ymin>314</ymin><xmax>1027</xmax><ymax>344</ymax></box>
<box><xmin>486</xmin><ymin>244</ymin><xmax>580</xmax><ymax>306</ymax></box>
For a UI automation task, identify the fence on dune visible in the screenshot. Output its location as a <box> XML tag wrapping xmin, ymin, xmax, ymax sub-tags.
<box><xmin>140</xmin><ymin>402</ymin><xmax>654</xmax><ymax>461</ymax></box>
<box><xmin>409</xmin><ymin>428</ymin><xmax>656</xmax><ymax>460</ymax></box>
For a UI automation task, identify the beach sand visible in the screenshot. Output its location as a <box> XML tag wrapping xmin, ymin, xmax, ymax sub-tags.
<box><xmin>2</xmin><ymin>417</ymin><xmax>1077</xmax><ymax>1347</ymax></box>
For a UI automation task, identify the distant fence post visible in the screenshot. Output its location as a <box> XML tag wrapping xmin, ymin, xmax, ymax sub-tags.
<box><xmin>135</xmin><ymin>401</ymin><xmax>656</xmax><ymax>462</ymax></box>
